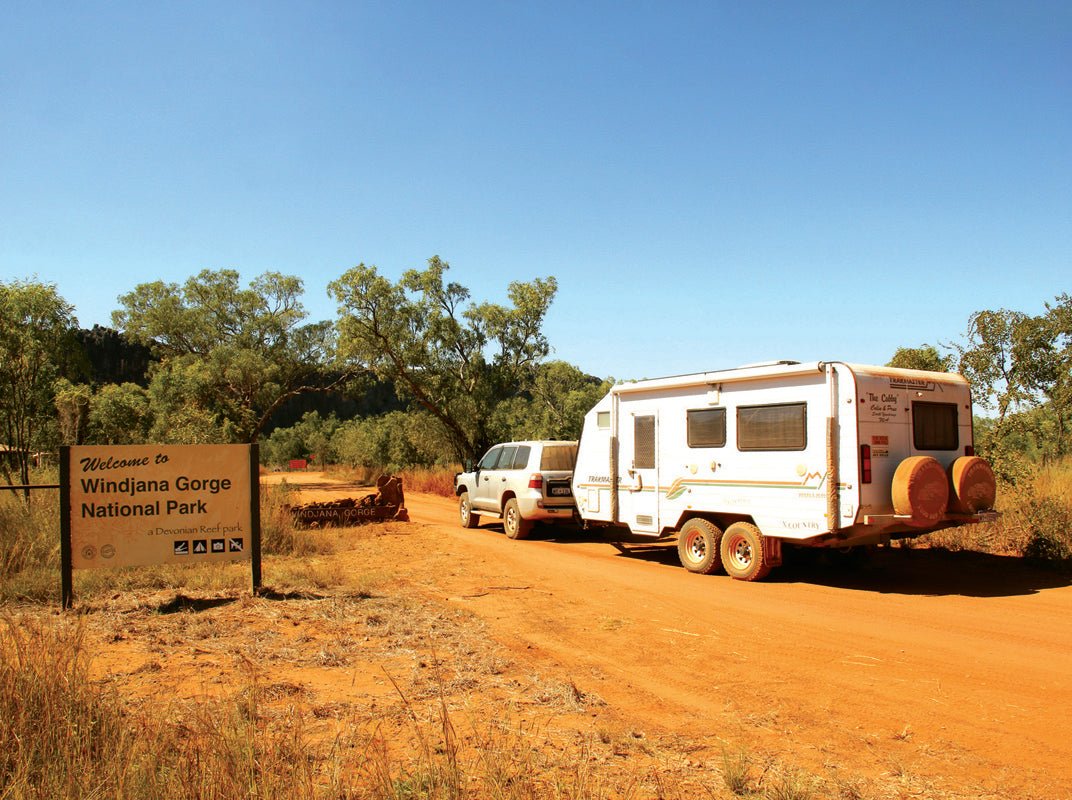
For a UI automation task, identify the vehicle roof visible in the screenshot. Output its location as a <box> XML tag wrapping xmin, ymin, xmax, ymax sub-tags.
<box><xmin>609</xmin><ymin>360</ymin><xmax>969</xmax><ymax>394</ymax></box>
<box><xmin>486</xmin><ymin>440</ymin><xmax>578</xmax><ymax>447</ymax></box>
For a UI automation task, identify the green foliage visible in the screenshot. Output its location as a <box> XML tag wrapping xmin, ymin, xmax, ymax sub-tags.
<box><xmin>88</xmin><ymin>382</ymin><xmax>153</xmax><ymax>444</ymax></box>
<box><xmin>329</xmin><ymin>257</ymin><xmax>557</xmax><ymax>461</ymax></box>
<box><xmin>114</xmin><ymin>269</ymin><xmax>346</xmax><ymax>443</ymax></box>
<box><xmin>887</xmin><ymin>344</ymin><xmax>953</xmax><ymax>372</ymax></box>
<box><xmin>260</xmin><ymin>411</ymin><xmax>342</xmax><ymax>466</ymax></box>
<box><xmin>489</xmin><ymin>361</ymin><xmax>610</xmax><ymax>443</ymax></box>
<box><xmin>53</xmin><ymin>378</ymin><xmax>92</xmax><ymax>445</ymax></box>
<box><xmin>0</xmin><ymin>279</ymin><xmax>78</xmax><ymax>485</ymax></box>
<box><xmin>333</xmin><ymin>411</ymin><xmax>455</xmax><ymax>472</ymax></box>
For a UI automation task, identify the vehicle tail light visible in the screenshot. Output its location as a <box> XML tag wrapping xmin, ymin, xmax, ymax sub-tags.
<box><xmin>528</xmin><ymin>473</ymin><xmax>544</xmax><ymax>490</ymax></box>
<box><xmin>965</xmin><ymin>445</ymin><xmax>975</xmax><ymax>456</ymax></box>
<box><xmin>860</xmin><ymin>445</ymin><xmax>872</xmax><ymax>484</ymax></box>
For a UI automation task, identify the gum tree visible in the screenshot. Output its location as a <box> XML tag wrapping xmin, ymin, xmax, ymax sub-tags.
<box><xmin>0</xmin><ymin>280</ymin><xmax>78</xmax><ymax>487</ymax></box>
<box><xmin>329</xmin><ymin>256</ymin><xmax>557</xmax><ymax>463</ymax></box>
<box><xmin>114</xmin><ymin>269</ymin><xmax>346</xmax><ymax>443</ymax></box>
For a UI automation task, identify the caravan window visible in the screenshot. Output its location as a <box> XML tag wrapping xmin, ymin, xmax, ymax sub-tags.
<box><xmin>913</xmin><ymin>402</ymin><xmax>958</xmax><ymax>450</ymax></box>
<box><xmin>687</xmin><ymin>408</ymin><xmax>726</xmax><ymax>448</ymax></box>
<box><xmin>737</xmin><ymin>403</ymin><xmax>807</xmax><ymax>451</ymax></box>
<box><xmin>634</xmin><ymin>415</ymin><xmax>655</xmax><ymax>469</ymax></box>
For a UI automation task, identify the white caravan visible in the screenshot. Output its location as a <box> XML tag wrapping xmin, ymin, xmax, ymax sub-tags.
<box><xmin>571</xmin><ymin>361</ymin><xmax>997</xmax><ymax>581</ymax></box>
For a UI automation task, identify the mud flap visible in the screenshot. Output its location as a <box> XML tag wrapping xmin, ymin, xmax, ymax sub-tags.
<box><xmin>763</xmin><ymin>536</ymin><xmax>783</xmax><ymax>567</ymax></box>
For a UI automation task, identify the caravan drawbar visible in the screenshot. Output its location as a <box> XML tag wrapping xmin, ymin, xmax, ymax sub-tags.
<box><xmin>571</xmin><ymin>360</ymin><xmax>997</xmax><ymax>581</ymax></box>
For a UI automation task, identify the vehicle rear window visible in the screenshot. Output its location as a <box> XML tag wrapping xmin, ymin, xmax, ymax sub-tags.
<box><xmin>540</xmin><ymin>444</ymin><xmax>577</xmax><ymax>471</ymax></box>
<box><xmin>687</xmin><ymin>408</ymin><xmax>726</xmax><ymax>448</ymax></box>
<box><xmin>913</xmin><ymin>402</ymin><xmax>959</xmax><ymax>450</ymax></box>
<box><xmin>737</xmin><ymin>403</ymin><xmax>807</xmax><ymax>451</ymax></box>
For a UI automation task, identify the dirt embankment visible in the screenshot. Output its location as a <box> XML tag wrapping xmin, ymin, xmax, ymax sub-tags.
<box><xmin>79</xmin><ymin>472</ymin><xmax>1072</xmax><ymax>798</ymax></box>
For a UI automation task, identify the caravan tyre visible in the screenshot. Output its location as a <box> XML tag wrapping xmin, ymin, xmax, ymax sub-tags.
<box><xmin>503</xmin><ymin>499</ymin><xmax>533</xmax><ymax>540</ymax></box>
<box><xmin>891</xmin><ymin>456</ymin><xmax>949</xmax><ymax>527</ymax></box>
<box><xmin>947</xmin><ymin>456</ymin><xmax>997</xmax><ymax>513</ymax></box>
<box><xmin>721</xmin><ymin>522</ymin><xmax>772</xmax><ymax>582</ymax></box>
<box><xmin>677</xmin><ymin>518</ymin><xmax>724</xmax><ymax>574</ymax></box>
<box><xmin>459</xmin><ymin>492</ymin><xmax>480</xmax><ymax>529</ymax></box>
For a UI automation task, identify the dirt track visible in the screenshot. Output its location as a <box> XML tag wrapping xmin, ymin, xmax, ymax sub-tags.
<box><xmin>261</xmin><ymin>472</ymin><xmax>1072</xmax><ymax>797</ymax></box>
<box><xmin>432</xmin><ymin>508</ymin><xmax>1072</xmax><ymax>794</ymax></box>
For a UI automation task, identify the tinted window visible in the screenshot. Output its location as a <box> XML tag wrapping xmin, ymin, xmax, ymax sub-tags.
<box><xmin>737</xmin><ymin>403</ymin><xmax>807</xmax><ymax>451</ymax></box>
<box><xmin>634</xmin><ymin>415</ymin><xmax>655</xmax><ymax>469</ymax></box>
<box><xmin>511</xmin><ymin>445</ymin><xmax>532</xmax><ymax>469</ymax></box>
<box><xmin>477</xmin><ymin>447</ymin><xmax>501</xmax><ymax>470</ymax></box>
<box><xmin>687</xmin><ymin>408</ymin><xmax>726</xmax><ymax>448</ymax></box>
<box><xmin>540</xmin><ymin>444</ymin><xmax>577</xmax><ymax>470</ymax></box>
<box><xmin>494</xmin><ymin>445</ymin><xmax>519</xmax><ymax>469</ymax></box>
<box><xmin>913</xmin><ymin>402</ymin><xmax>958</xmax><ymax>450</ymax></box>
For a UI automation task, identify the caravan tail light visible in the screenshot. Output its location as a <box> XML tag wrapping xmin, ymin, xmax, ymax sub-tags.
<box><xmin>860</xmin><ymin>445</ymin><xmax>872</xmax><ymax>484</ymax></box>
<box><xmin>965</xmin><ymin>445</ymin><xmax>975</xmax><ymax>456</ymax></box>
<box><xmin>528</xmin><ymin>473</ymin><xmax>544</xmax><ymax>490</ymax></box>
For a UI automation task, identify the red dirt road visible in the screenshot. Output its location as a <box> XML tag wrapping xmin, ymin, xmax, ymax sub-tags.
<box><xmin>261</xmin><ymin>472</ymin><xmax>1072</xmax><ymax>797</ymax></box>
<box><xmin>399</xmin><ymin>489</ymin><xmax>1072</xmax><ymax>797</ymax></box>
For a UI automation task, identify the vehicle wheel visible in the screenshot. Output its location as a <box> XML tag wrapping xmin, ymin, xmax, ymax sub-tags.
<box><xmin>676</xmin><ymin>518</ymin><xmax>724</xmax><ymax>574</ymax></box>
<box><xmin>720</xmin><ymin>522</ymin><xmax>772</xmax><ymax>582</ymax></box>
<box><xmin>503</xmin><ymin>499</ymin><xmax>533</xmax><ymax>540</ymax></box>
<box><xmin>458</xmin><ymin>492</ymin><xmax>480</xmax><ymax>529</ymax></box>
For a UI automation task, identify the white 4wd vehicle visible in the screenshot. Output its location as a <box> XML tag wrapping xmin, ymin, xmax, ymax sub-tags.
<box><xmin>455</xmin><ymin>440</ymin><xmax>578</xmax><ymax>539</ymax></box>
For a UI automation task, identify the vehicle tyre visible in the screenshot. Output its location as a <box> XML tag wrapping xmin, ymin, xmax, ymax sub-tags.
<box><xmin>720</xmin><ymin>522</ymin><xmax>772</xmax><ymax>582</ymax></box>
<box><xmin>891</xmin><ymin>456</ymin><xmax>949</xmax><ymax>526</ymax></box>
<box><xmin>947</xmin><ymin>456</ymin><xmax>996</xmax><ymax>513</ymax></box>
<box><xmin>503</xmin><ymin>498</ymin><xmax>533</xmax><ymax>540</ymax></box>
<box><xmin>676</xmin><ymin>518</ymin><xmax>724</xmax><ymax>574</ymax></box>
<box><xmin>459</xmin><ymin>492</ymin><xmax>480</xmax><ymax>529</ymax></box>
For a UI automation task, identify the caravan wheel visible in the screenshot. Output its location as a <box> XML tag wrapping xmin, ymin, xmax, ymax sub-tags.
<box><xmin>721</xmin><ymin>522</ymin><xmax>772</xmax><ymax>582</ymax></box>
<box><xmin>677</xmin><ymin>519</ymin><xmax>724</xmax><ymax>574</ymax></box>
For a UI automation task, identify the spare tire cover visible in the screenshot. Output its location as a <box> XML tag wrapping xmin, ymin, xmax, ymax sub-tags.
<box><xmin>948</xmin><ymin>456</ymin><xmax>997</xmax><ymax>513</ymax></box>
<box><xmin>891</xmin><ymin>456</ymin><xmax>949</xmax><ymax>527</ymax></box>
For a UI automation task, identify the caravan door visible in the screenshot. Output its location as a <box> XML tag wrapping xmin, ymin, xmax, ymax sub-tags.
<box><xmin>622</xmin><ymin>409</ymin><xmax>660</xmax><ymax>534</ymax></box>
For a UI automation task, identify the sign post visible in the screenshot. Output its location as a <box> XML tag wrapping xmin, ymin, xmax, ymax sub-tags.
<box><xmin>60</xmin><ymin>444</ymin><xmax>261</xmax><ymax>608</ymax></box>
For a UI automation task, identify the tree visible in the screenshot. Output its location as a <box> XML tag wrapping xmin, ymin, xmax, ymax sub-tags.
<box><xmin>54</xmin><ymin>379</ymin><xmax>92</xmax><ymax>445</ymax></box>
<box><xmin>88</xmin><ymin>382</ymin><xmax>153</xmax><ymax>445</ymax></box>
<box><xmin>951</xmin><ymin>310</ymin><xmax>1034</xmax><ymax>420</ymax></box>
<box><xmin>329</xmin><ymin>257</ymin><xmax>557</xmax><ymax>462</ymax></box>
<box><xmin>114</xmin><ymin>269</ymin><xmax>347</xmax><ymax>443</ymax></box>
<box><xmin>887</xmin><ymin>344</ymin><xmax>953</xmax><ymax>373</ymax></box>
<box><xmin>489</xmin><ymin>361</ymin><xmax>609</xmax><ymax>443</ymax></box>
<box><xmin>0</xmin><ymin>280</ymin><xmax>78</xmax><ymax>487</ymax></box>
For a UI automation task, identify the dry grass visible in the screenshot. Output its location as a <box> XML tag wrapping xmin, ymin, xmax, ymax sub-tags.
<box><xmin>1</xmin><ymin>569</ymin><xmax>1048</xmax><ymax>800</ymax></box>
<box><xmin>323</xmin><ymin>465</ymin><xmax>458</xmax><ymax>499</ymax></box>
<box><xmin>925</xmin><ymin>458</ymin><xmax>1072</xmax><ymax>566</ymax></box>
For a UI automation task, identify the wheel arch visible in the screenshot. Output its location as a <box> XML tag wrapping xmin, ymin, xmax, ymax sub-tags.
<box><xmin>499</xmin><ymin>490</ymin><xmax>517</xmax><ymax>513</ymax></box>
<box><xmin>672</xmin><ymin>510</ymin><xmax>756</xmax><ymax>535</ymax></box>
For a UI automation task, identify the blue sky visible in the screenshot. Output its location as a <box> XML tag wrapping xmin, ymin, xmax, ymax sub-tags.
<box><xmin>2</xmin><ymin>1</ymin><xmax>1069</xmax><ymax>381</ymax></box>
